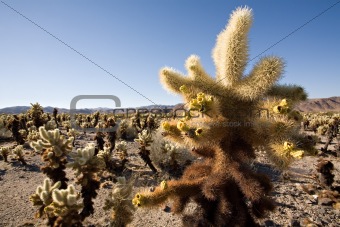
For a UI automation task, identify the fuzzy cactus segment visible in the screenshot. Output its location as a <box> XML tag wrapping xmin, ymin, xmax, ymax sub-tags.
<box><xmin>30</xmin><ymin>178</ymin><xmax>61</xmax><ymax>206</ymax></box>
<box><xmin>30</xmin><ymin>127</ymin><xmax>73</xmax><ymax>158</ymax></box>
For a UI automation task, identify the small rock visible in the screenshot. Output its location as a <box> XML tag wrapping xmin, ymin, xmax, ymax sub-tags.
<box><xmin>163</xmin><ymin>205</ymin><xmax>171</xmax><ymax>212</ymax></box>
<box><xmin>290</xmin><ymin>218</ymin><xmax>300</xmax><ymax>227</ymax></box>
<box><xmin>264</xmin><ymin>220</ymin><xmax>275</xmax><ymax>227</ymax></box>
<box><xmin>318</xmin><ymin>198</ymin><xmax>334</xmax><ymax>206</ymax></box>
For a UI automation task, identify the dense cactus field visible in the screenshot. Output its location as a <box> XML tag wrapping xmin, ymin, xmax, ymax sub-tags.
<box><xmin>0</xmin><ymin>6</ymin><xmax>339</xmax><ymax>227</ymax></box>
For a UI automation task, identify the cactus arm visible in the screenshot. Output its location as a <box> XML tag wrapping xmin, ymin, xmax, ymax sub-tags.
<box><xmin>212</xmin><ymin>6</ymin><xmax>253</xmax><ymax>87</ymax></box>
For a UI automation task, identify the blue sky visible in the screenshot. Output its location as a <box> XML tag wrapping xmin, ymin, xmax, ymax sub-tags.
<box><xmin>0</xmin><ymin>0</ymin><xmax>339</xmax><ymax>109</ymax></box>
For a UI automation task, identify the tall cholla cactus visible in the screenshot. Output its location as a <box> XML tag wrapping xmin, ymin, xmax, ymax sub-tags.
<box><xmin>66</xmin><ymin>143</ymin><xmax>105</xmax><ymax>220</ymax></box>
<box><xmin>135</xmin><ymin>130</ymin><xmax>157</xmax><ymax>172</ymax></box>
<box><xmin>104</xmin><ymin>177</ymin><xmax>135</xmax><ymax>226</ymax></box>
<box><xmin>133</xmin><ymin>7</ymin><xmax>311</xmax><ymax>226</ymax></box>
<box><xmin>31</xmin><ymin>127</ymin><xmax>73</xmax><ymax>188</ymax></box>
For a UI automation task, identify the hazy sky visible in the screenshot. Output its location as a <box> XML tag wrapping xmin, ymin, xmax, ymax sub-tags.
<box><xmin>1</xmin><ymin>0</ymin><xmax>339</xmax><ymax>109</ymax></box>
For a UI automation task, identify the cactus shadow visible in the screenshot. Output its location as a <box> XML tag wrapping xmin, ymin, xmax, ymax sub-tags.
<box><xmin>10</xmin><ymin>161</ymin><xmax>41</xmax><ymax>172</ymax></box>
<box><xmin>0</xmin><ymin>169</ymin><xmax>6</xmax><ymax>178</ymax></box>
<box><xmin>252</xmin><ymin>162</ymin><xmax>281</xmax><ymax>182</ymax></box>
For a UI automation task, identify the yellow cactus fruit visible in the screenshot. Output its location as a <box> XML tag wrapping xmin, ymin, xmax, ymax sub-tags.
<box><xmin>160</xmin><ymin>180</ymin><xmax>168</xmax><ymax>190</ymax></box>
<box><xmin>189</xmin><ymin>99</ymin><xmax>200</xmax><ymax>110</ymax></box>
<box><xmin>290</xmin><ymin>150</ymin><xmax>304</xmax><ymax>159</ymax></box>
<box><xmin>177</xmin><ymin>121</ymin><xmax>190</xmax><ymax>132</ymax></box>
<box><xmin>179</xmin><ymin>85</ymin><xmax>188</xmax><ymax>93</ymax></box>
<box><xmin>195</xmin><ymin>128</ymin><xmax>203</xmax><ymax>136</ymax></box>
<box><xmin>279</xmin><ymin>98</ymin><xmax>289</xmax><ymax>107</ymax></box>
<box><xmin>162</xmin><ymin>121</ymin><xmax>171</xmax><ymax>131</ymax></box>
<box><xmin>283</xmin><ymin>141</ymin><xmax>294</xmax><ymax>151</ymax></box>
<box><xmin>132</xmin><ymin>193</ymin><xmax>145</xmax><ymax>207</ymax></box>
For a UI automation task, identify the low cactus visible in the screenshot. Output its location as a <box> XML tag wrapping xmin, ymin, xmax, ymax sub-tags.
<box><xmin>104</xmin><ymin>177</ymin><xmax>135</xmax><ymax>226</ymax></box>
<box><xmin>44</xmin><ymin>184</ymin><xmax>83</xmax><ymax>226</ymax></box>
<box><xmin>30</xmin><ymin>178</ymin><xmax>61</xmax><ymax>221</ymax></box>
<box><xmin>11</xmin><ymin>145</ymin><xmax>27</xmax><ymax>165</ymax></box>
<box><xmin>0</xmin><ymin>146</ymin><xmax>10</xmax><ymax>162</ymax></box>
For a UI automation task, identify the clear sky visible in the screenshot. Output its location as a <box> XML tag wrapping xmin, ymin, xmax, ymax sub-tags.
<box><xmin>1</xmin><ymin>0</ymin><xmax>339</xmax><ymax>109</ymax></box>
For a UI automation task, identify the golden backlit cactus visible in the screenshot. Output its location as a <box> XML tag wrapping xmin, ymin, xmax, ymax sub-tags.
<box><xmin>135</xmin><ymin>6</ymin><xmax>310</xmax><ymax>226</ymax></box>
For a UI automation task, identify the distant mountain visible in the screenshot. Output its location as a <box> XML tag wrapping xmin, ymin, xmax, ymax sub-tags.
<box><xmin>1</xmin><ymin>98</ymin><xmax>339</xmax><ymax>114</ymax></box>
<box><xmin>295</xmin><ymin>96</ymin><xmax>340</xmax><ymax>112</ymax></box>
<box><xmin>0</xmin><ymin>104</ymin><xmax>177</xmax><ymax>114</ymax></box>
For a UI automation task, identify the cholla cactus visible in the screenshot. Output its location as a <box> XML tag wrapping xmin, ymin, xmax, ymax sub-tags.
<box><xmin>27</xmin><ymin>127</ymin><xmax>40</xmax><ymax>142</ymax></box>
<box><xmin>0</xmin><ymin>146</ymin><xmax>10</xmax><ymax>162</ymax></box>
<box><xmin>0</xmin><ymin>115</ymin><xmax>11</xmax><ymax>138</ymax></box>
<box><xmin>45</xmin><ymin>119</ymin><xmax>57</xmax><ymax>131</ymax></box>
<box><xmin>118</xmin><ymin>119</ymin><xmax>129</xmax><ymax>140</ymax></box>
<box><xmin>62</xmin><ymin>121</ymin><xmax>71</xmax><ymax>132</ymax></box>
<box><xmin>6</xmin><ymin>115</ymin><xmax>25</xmax><ymax>144</ymax></box>
<box><xmin>44</xmin><ymin>184</ymin><xmax>83</xmax><ymax>226</ymax></box>
<box><xmin>67</xmin><ymin>143</ymin><xmax>105</xmax><ymax>220</ymax></box>
<box><xmin>133</xmin><ymin>7</ymin><xmax>310</xmax><ymax>226</ymax></box>
<box><xmin>30</xmin><ymin>127</ymin><xmax>73</xmax><ymax>188</ymax></box>
<box><xmin>30</xmin><ymin>178</ymin><xmax>61</xmax><ymax>221</ymax></box>
<box><xmin>67</xmin><ymin>128</ymin><xmax>79</xmax><ymax>147</ymax></box>
<box><xmin>97</xmin><ymin>147</ymin><xmax>111</xmax><ymax>162</ymax></box>
<box><xmin>11</xmin><ymin>145</ymin><xmax>27</xmax><ymax>165</ymax></box>
<box><xmin>30</xmin><ymin>178</ymin><xmax>61</xmax><ymax>206</ymax></box>
<box><xmin>27</xmin><ymin>102</ymin><xmax>45</xmax><ymax>128</ymax></box>
<box><xmin>135</xmin><ymin>129</ymin><xmax>152</xmax><ymax>146</ymax></box>
<box><xmin>67</xmin><ymin>143</ymin><xmax>105</xmax><ymax>175</ymax></box>
<box><xmin>104</xmin><ymin>177</ymin><xmax>135</xmax><ymax>226</ymax></box>
<box><xmin>161</xmin><ymin>141</ymin><xmax>180</xmax><ymax>168</ymax></box>
<box><xmin>135</xmin><ymin>130</ymin><xmax>157</xmax><ymax>172</ymax></box>
<box><xmin>116</xmin><ymin>140</ymin><xmax>128</xmax><ymax>159</ymax></box>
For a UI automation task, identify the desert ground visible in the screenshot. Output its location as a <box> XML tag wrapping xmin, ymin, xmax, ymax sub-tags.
<box><xmin>0</xmin><ymin>129</ymin><xmax>339</xmax><ymax>227</ymax></box>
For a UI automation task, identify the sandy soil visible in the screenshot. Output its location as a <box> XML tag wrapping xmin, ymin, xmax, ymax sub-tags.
<box><xmin>0</xmin><ymin>131</ymin><xmax>339</xmax><ymax>227</ymax></box>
